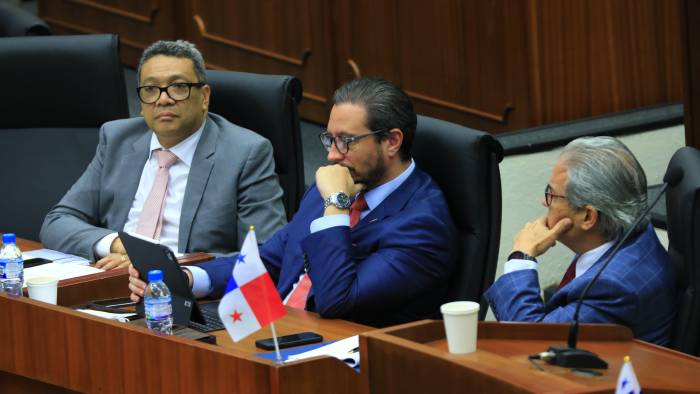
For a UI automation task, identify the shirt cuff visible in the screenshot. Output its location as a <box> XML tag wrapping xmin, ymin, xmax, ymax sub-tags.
<box><xmin>94</xmin><ymin>233</ymin><xmax>119</xmax><ymax>258</ymax></box>
<box><xmin>503</xmin><ymin>259</ymin><xmax>538</xmax><ymax>275</ymax></box>
<box><xmin>309</xmin><ymin>214</ymin><xmax>349</xmax><ymax>233</ymax></box>
<box><xmin>187</xmin><ymin>266</ymin><xmax>213</xmax><ymax>298</ymax></box>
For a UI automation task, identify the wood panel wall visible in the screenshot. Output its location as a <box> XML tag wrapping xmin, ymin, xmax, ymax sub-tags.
<box><xmin>38</xmin><ymin>0</ymin><xmax>683</xmax><ymax>135</ymax></box>
<box><xmin>182</xmin><ymin>0</ymin><xmax>335</xmax><ymax>123</ymax></box>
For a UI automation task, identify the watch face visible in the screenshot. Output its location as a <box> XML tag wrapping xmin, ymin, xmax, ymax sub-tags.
<box><xmin>336</xmin><ymin>192</ymin><xmax>351</xmax><ymax>208</ymax></box>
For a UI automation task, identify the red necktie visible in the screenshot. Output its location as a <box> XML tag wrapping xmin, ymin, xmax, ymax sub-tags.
<box><xmin>557</xmin><ymin>256</ymin><xmax>579</xmax><ymax>290</ymax></box>
<box><xmin>285</xmin><ymin>273</ymin><xmax>312</xmax><ymax>309</ymax></box>
<box><xmin>349</xmin><ymin>193</ymin><xmax>368</xmax><ymax>228</ymax></box>
<box><xmin>286</xmin><ymin>194</ymin><xmax>368</xmax><ymax>309</ymax></box>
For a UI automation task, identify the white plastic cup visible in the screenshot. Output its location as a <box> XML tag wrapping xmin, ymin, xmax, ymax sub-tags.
<box><xmin>441</xmin><ymin>301</ymin><xmax>480</xmax><ymax>354</ymax></box>
<box><xmin>26</xmin><ymin>276</ymin><xmax>59</xmax><ymax>305</ymax></box>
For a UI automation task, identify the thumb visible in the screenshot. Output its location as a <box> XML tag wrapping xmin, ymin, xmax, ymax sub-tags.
<box><xmin>549</xmin><ymin>218</ymin><xmax>573</xmax><ymax>238</ymax></box>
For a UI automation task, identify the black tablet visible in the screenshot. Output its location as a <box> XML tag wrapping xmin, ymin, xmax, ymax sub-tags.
<box><xmin>119</xmin><ymin>232</ymin><xmax>212</xmax><ymax>328</ymax></box>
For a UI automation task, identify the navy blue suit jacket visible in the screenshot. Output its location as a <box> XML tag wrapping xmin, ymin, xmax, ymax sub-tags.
<box><xmin>201</xmin><ymin>167</ymin><xmax>457</xmax><ymax>327</ymax></box>
<box><xmin>485</xmin><ymin>225</ymin><xmax>676</xmax><ymax>345</ymax></box>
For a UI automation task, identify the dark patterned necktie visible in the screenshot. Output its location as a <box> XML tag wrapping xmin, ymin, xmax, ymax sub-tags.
<box><xmin>557</xmin><ymin>255</ymin><xmax>580</xmax><ymax>290</ymax></box>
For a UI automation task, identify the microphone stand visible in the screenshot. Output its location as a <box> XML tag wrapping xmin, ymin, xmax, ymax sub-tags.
<box><xmin>544</xmin><ymin>181</ymin><xmax>673</xmax><ymax>369</ymax></box>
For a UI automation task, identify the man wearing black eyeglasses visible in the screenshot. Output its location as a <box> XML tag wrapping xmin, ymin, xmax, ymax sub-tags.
<box><xmin>40</xmin><ymin>40</ymin><xmax>286</xmax><ymax>269</ymax></box>
<box><xmin>129</xmin><ymin>77</ymin><xmax>458</xmax><ymax>327</ymax></box>
<box><xmin>485</xmin><ymin>137</ymin><xmax>675</xmax><ymax>346</ymax></box>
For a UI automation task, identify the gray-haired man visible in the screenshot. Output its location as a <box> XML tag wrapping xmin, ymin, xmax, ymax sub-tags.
<box><xmin>485</xmin><ymin>136</ymin><xmax>675</xmax><ymax>346</ymax></box>
<box><xmin>41</xmin><ymin>40</ymin><xmax>286</xmax><ymax>269</ymax></box>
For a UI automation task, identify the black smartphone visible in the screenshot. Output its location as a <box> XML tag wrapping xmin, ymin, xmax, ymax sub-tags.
<box><xmin>91</xmin><ymin>297</ymin><xmax>137</xmax><ymax>309</ymax></box>
<box><xmin>255</xmin><ymin>332</ymin><xmax>323</xmax><ymax>350</ymax></box>
<box><xmin>23</xmin><ymin>257</ymin><xmax>52</xmax><ymax>268</ymax></box>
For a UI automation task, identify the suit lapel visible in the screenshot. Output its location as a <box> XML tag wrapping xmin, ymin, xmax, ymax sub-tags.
<box><xmin>546</xmin><ymin>237</ymin><xmax>625</xmax><ymax>308</ymax></box>
<box><xmin>352</xmin><ymin>169</ymin><xmax>423</xmax><ymax>231</ymax></box>
<box><xmin>113</xmin><ymin>131</ymin><xmax>151</xmax><ymax>230</ymax></box>
<box><xmin>178</xmin><ymin>118</ymin><xmax>217</xmax><ymax>252</ymax></box>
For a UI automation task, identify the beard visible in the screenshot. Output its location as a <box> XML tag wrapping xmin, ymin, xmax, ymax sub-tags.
<box><xmin>348</xmin><ymin>147</ymin><xmax>387</xmax><ymax>191</ymax></box>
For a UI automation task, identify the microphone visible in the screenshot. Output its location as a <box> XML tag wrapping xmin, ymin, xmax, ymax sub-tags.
<box><xmin>542</xmin><ymin>165</ymin><xmax>684</xmax><ymax>369</ymax></box>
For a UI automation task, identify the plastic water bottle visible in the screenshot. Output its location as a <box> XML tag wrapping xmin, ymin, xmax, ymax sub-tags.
<box><xmin>0</xmin><ymin>233</ymin><xmax>24</xmax><ymax>296</ymax></box>
<box><xmin>144</xmin><ymin>269</ymin><xmax>173</xmax><ymax>335</ymax></box>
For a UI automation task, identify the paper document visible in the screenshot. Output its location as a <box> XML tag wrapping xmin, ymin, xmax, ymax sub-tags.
<box><xmin>23</xmin><ymin>263</ymin><xmax>103</xmax><ymax>288</ymax></box>
<box><xmin>23</xmin><ymin>248</ymin><xmax>90</xmax><ymax>265</ymax></box>
<box><xmin>77</xmin><ymin>309</ymin><xmax>137</xmax><ymax>323</ymax></box>
<box><xmin>287</xmin><ymin>335</ymin><xmax>360</xmax><ymax>368</ymax></box>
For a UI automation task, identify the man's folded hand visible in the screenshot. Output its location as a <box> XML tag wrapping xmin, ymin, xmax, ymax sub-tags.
<box><xmin>95</xmin><ymin>253</ymin><xmax>131</xmax><ymax>270</ymax></box>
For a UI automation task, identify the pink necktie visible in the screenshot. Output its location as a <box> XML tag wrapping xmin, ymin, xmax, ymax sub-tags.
<box><xmin>557</xmin><ymin>255</ymin><xmax>579</xmax><ymax>290</ymax></box>
<box><xmin>135</xmin><ymin>150</ymin><xmax>178</xmax><ymax>240</ymax></box>
<box><xmin>349</xmin><ymin>193</ymin><xmax>368</xmax><ymax>228</ymax></box>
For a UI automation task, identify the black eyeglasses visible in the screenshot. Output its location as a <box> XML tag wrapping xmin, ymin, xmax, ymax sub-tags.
<box><xmin>544</xmin><ymin>184</ymin><xmax>567</xmax><ymax>206</ymax></box>
<box><xmin>136</xmin><ymin>82</ymin><xmax>206</xmax><ymax>104</ymax></box>
<box><xmin>318</xmin><ymin>129</ymin><xmax>388</xmax><ymax>154</ymax></box>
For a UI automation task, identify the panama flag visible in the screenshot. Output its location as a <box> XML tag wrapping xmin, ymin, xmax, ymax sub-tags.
<box><xmin>615</xmin><ymin>356</ymin><xmax>642</xmax><ymax>394</ymax></box>
<box><xmin>218</xmin><ymin>227</ymin><xmax>287</xmax><ymax>342</ymax></box>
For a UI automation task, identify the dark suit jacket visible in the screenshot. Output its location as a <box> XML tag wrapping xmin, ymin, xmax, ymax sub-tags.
<box><xmin>201</xmin><ymin>167</ymin><xmax>458</xmax><ymax>327</ymax></box>
<box><xmin>40</xmin><ymin>113</ymin><xmax>287</xmax><ymax>259</ymax></box>
<box><xmin>485</xmin><ymin>225</ymin><xmax>676</xmax><ymax>345</ymax></box>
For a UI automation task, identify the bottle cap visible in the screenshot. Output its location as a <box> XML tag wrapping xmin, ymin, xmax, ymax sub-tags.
<box><xmin>2</xmin><ymin>233</ymin><xmax>16</xmax><ymax>244</ymax></box>
<box><xmin>148</xmin><ymin>270</ymin><xmax>163</xmax><ymax>282</ymax></box>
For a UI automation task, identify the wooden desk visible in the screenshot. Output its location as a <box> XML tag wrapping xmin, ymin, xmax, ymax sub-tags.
<box><xmin>16</xmin><ymin>237</ymin><xmax>213</xmax><ymax>306</ymax></box>
<box><xmin>360</xmin><ymin>320</ymin><xmax>700</xmax><ymax>393</ymax></box>
<box><xmin>0</xmin><ymin>294</ymin><xmax>369</xmax><ymax>394</ymax></box>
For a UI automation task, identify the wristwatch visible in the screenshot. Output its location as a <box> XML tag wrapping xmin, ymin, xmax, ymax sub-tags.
<box><xmin>508</xmin><ymin>251</ymin><xmax>537</xmax><ymax>263</ymax></box>
<box><xmin>324</xmin><ymin>192</ymin><xmax>352</xmax><ymax>209</ymax></box>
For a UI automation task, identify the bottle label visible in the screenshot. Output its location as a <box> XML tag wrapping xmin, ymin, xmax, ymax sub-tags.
<box><xmin>4</xmin><ymin>259</ymin><xmax>23</xmax><ymax>279</ymax></box>
<box><xmin>145</xmin><ymin>300</ymin><xmax>172</xmax><ymax>321</ymax></box>
<box><xmin>0</xmin><ymin>261</ymin><xmax>5</xmax><ymax>278</ymax></box>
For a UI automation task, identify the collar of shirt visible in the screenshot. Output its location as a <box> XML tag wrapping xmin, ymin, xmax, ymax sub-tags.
<box><xmin>362</xmin><ymin>159</ymin><xmax>416</xmax><ymax>213</ymax></box>
<box><xmin>147</xmin><ymin>118</ymin><xmax>206</xmax><ymax>166</ymax></box>
<box><xmin>574</xmin><ymin>239</ymin><xmax>615</xmax><ymax>278</ymax></box>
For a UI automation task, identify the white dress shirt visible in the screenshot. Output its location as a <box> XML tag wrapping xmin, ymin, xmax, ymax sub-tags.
<box><xmin>94</xmin><ymin>120</ymin><xmax>205</xmax><ymax>257</ymax></box>
<box><xmin>189</xmin><ymin>160</ymin><xmax>417</xmax><ymax>298</ymax></box>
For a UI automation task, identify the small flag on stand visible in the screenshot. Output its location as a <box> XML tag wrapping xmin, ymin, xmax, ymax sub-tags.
<box><xmin>615</xmin><ymin>355</ymin><xmax>642</xmax><ymax>394</ymax></box>
<box><xmin>218</xmin><ymin>226</ymin><xmax>286</xmax><ymax>342</ymax></box>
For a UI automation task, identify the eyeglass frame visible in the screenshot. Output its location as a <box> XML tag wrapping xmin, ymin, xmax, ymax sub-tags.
<box><xmin>318</xmin><ymin>129</ymin><xmax>389</xmax><ymax>154</ymax></box>
<box><xmin>544</xmin><ymin>184</ymin><xmax>567</xmax><ymax>206</ymax></box>
<box><xmin>136</xmin><ymin>82</ymin><xmax>207</xmax><ymax>104</ymax></box>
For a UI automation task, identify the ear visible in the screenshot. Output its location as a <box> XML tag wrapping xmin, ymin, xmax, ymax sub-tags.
<box><xmin>201</xmin><ymin>84</ymin><xmax>211</xmax><ymax>111</ymax></box>
<box><xmin>383</xmin><ymin>128</ymin><xmax>404</xmax><ymax>158</ymax></box>
<box><xmin>579</xmin><ymin>205</ymin><xmax>599</xmax><ymax>231</ymax></box>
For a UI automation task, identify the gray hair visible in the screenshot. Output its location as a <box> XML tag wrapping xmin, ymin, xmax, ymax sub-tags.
<box><xmin>332</xmin><ymin>77</ymin><xmax>416</xmax><ymax>161</ymax></box>
<box><xmin>137</xmin><ymin>40</ymin><xmax>207</xmax><ymax>83</ymax></box>
<box><xmin>560</xmin><ymin>136</ymin><xmax>648</xmax><ymax>241</ymax></box>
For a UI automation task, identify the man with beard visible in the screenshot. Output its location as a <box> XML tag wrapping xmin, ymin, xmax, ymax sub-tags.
<box><xmin>129</xmin><ymin>77</ymin><xmax>458</xmax><ymax>327</ymax></box>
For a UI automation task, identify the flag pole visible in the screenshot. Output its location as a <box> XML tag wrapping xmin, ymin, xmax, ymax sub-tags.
<box><xmin>248</xmin><ymin>224</ymin><xmax>283</xmax><ymax>363</ymax></box>
<box><xmin>269</xmin><ymin>322</ymin><xmax>283</xmax><ymax>364</ymax></box>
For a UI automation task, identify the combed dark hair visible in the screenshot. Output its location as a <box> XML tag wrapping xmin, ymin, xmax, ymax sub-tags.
<box><xmin>332</xmin><ymin>77</ymin><xmax>416</xmax><ymax>161</ymax></box>
<box><xmin>561</xmin><ymin>136</ymin><xmax>648</xmax><ymax>241</ymax></box>
<box><xmin>137</xmin><ymin>40</ymin><xmax>206</xmax><ymax>83</ymax></box>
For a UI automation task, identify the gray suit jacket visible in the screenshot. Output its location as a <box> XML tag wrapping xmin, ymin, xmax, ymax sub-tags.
<box><xmin>40</xmin><ymin>112</ymin><xmax>287</xmax><ymax>260</ymax></box>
